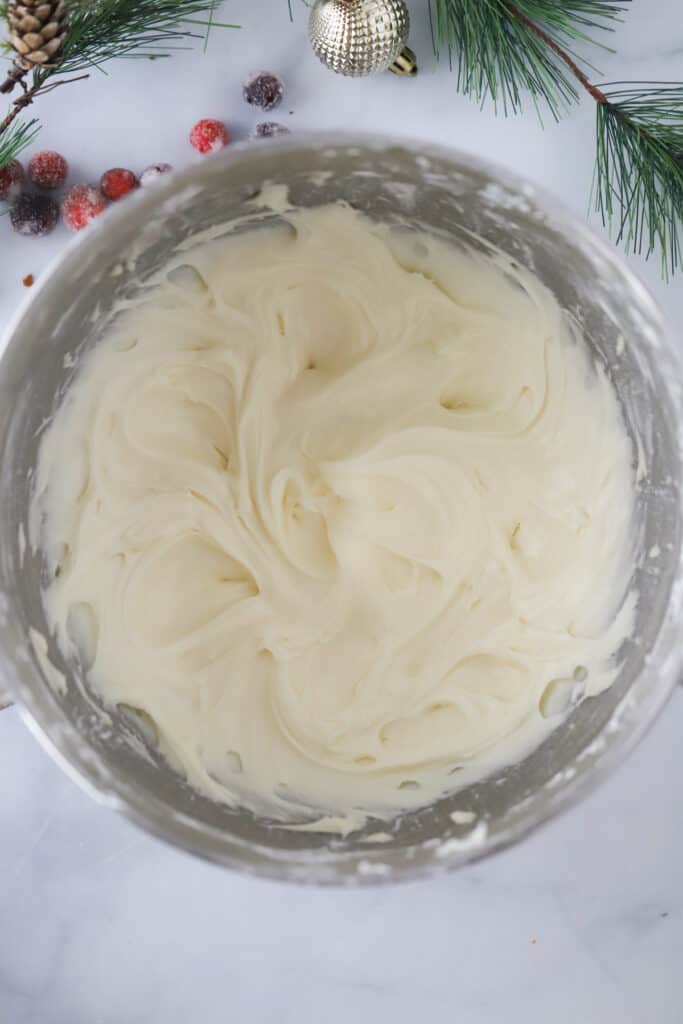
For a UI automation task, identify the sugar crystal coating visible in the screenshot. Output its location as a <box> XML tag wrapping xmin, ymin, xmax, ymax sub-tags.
<box><xmin>243</xmin><ymin>72</ymin><xmax>284</xmax><ymax>112</ymax></box>
<box><xmin>10</xmin><ymin>193</ymin><xmax>59</xmax><ymax>237</ymax></box>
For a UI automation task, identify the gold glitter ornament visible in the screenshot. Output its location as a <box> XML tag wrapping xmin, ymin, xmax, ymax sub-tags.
<box><xmin>309</xmin><ymin>0</ymin><xmax>417</xmax><ymax>78</ymax></box>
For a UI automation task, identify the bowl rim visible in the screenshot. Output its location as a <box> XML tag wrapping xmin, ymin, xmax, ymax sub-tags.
<box><xmin>2</xmin><ymin>131</ymin><xmax>682</xmax><ymax>886</ymax></box>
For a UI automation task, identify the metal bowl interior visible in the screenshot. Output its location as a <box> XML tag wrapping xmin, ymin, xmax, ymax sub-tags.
<box><xmin>0</xmin><ymin>137</ymin><xmax>682</xmax><ymax>885</ymax></box>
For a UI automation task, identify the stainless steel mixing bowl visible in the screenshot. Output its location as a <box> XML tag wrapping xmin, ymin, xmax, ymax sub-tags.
<box><xmin>1</xmin><ymin>137</ymin><xmax>682</xmax><ymax>884</ymax></box>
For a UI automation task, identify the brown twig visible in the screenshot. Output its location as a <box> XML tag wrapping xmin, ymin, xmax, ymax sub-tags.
<box><xmin>505</xmin><ymin>2</ymin><xmax>609</xmax><ymax>105</ymax></box>
<box><xmin>505</xmin><ymin>2</ymin><xmax>653</xmax><ymax>146</ymax></box>
<box><xmin>0</xmin><ymin>80</ymin><xmax>40</xmax><ymax>134</ymax></box>
<box><xmin>0</xmin><ymin>74</ymin><xmax>45</xmax><ymax>136</ymax></box>
<box><xmin>0</xmin><ymin>70</ymin><xmax>88</xmax><ymax>139</ymax></box>
<box><xmin>0</xmin><ymin>62</ymin><xmax>29</xmax><ymax>95</ymax></box>
<box><xmin>33</xmin><ymin>73</ymin><xmax>88</xmax><ymax>96</ymax></box>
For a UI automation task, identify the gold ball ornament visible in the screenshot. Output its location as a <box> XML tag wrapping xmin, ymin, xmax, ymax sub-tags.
<box><xmin>309</xmin><ymin>0</ymin><xmax>417</xmax><ymax>78</ymax></box>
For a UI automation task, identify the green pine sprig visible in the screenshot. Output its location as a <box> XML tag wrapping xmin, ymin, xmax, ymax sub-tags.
<box><xmin>0</xmin><ymin>113</ymin><xmax>38</xmax><ymax>169</ymax></box>
<box><xmin>0</xmin><ymin>0</ymin><xmax>238</xmax><ymax>169</ymax></box>
<box><xmin>432</xmin><ymin>0</ymin><xmax>683</xmax><ymax>275</ymax></box>
<box><xmin>54</xmin><ymin>0</ymin><xmax>239</xmax><ymax>75</ymax></box>
<box><xmin>595</xmin><ymin>84</ymin><xmax>683</xmax><ymax>276</ymax></box>
<box><xmin>431</xmin><ymin>0</ymin><xmax>628</xmax><ymax>120</ymax></box>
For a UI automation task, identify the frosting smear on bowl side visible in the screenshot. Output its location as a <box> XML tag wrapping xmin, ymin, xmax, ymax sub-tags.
<box><xmin>31</xmin><ymin>201</ymin><xmax>636</xmax><ymax>828</ymax></box>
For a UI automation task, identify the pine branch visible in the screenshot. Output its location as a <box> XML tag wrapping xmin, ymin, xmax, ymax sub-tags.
<box><xmin>54</xmin><ymin>0</ymin><xmax>239</xmax><ymax>76</ymax></box>
<box><xmin>433</xmin><ymin>1</ymin><xmax>683</xmax><ymax>274</ymax></box>
<box><xmin>0</xmin><ymin>0</ymin><xmax>238</xmax><ymax>170</ymax></box>
<box><xmin>0</xmin><ymin>67</ymin><xmax>61</xmax><ymax>152</ymax></box>
<box><xmin>0</xmin><ymin>113</ymin><xmax>38</xmax><ymax>166</ymax></box>
<box><xmin>431</xmin><ymin>0</ymin><xmax>628</xmax><ymax>119</ymax></box>
<box><xmin>595</xmin><ymin>84</ymin><xmax>683</xmax><ymax>275</ymax></box>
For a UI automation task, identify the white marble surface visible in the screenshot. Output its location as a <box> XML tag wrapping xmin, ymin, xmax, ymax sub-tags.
<box><xmin>1</xmin><ymin>1</ymin><xmax>682</xmax><ymax>1020</ymax></box>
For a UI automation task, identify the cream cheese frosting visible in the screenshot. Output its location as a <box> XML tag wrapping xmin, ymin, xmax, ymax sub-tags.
<box><xmin>32</xmin><ymin>201</ymin><xmax>636</xmax><ymax>827</ymax></box>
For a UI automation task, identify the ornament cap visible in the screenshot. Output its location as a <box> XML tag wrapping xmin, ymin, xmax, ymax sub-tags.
<box><xmin>391</xmin><ymin>45</ymin><xmax>417</xmax><ymax>77</ymax></box>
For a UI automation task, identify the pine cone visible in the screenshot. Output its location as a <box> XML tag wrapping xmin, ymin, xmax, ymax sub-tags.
<box><xmin>7</xmin><ymin>0</ymin><xmax>66</xmax><ymax>70</ymax></box>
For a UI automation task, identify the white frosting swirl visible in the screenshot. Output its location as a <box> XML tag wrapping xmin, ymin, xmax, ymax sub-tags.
<box><xmin>33</xmin><ymin>202</ymin><xmax>635</xmax><ymax>827</ymax></box>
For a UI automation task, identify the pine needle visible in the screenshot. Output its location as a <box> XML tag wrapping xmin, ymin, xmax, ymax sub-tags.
<box><xmin>431</xmin><ymin>1</ymin><xmax>683</xmax><ymax>275</ymax></box>
<box><xmin>431</xmin><ymin>0</ymin><xmax>628</xmax><ymax>119</ymax></box>
<box><xmin>595</xmin><ymin>83</ymin><xmax>683</xmax><ymax>276</ymax></box>
<box><xmin>57</xmin><ymin>0</ymin><xmax>237</xmax><ymax>74</ymax></box>
<box><xmin>0</xmin><ymin>0</ymin><xmax>237</xmax><ymax>171</ymax></box>
<box><xmin>0</xmin><ymin>114</ymin><xmax>38</xmax><ymax>166</ymax></box>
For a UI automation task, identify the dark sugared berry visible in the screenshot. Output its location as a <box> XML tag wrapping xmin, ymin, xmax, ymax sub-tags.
<box><xmin>62</xmin><ymin>184</ymin><xmax>107</xmax><ymax>231</ymax></box>
<box><xmin>140</xmin><ymin>163</ymin><xmax>173</xmax><ymax>186</ymax></box>
<box><xmin>252</xmin><ymin>121</ymin><xmax>291</xmax><ymax>139</ymax></box>
<box><xmin>10</xmin><ymin>193</ymin><xmax>59</xmax><ymax>237</ymax></box>
<box><xmin>100</xmin><ymin>167</ymin><xmax>139</xmax><ymax>201</ymax></box>
<box><xmin>190</xmin><ymin>119</ymin><xmax>229</xmax><ymax>154</ymax></box>
<box><xmin>28</xmin><ymin>150</ymin><xmax>68</xmax><ymax>190</ymax></box>
<box><xmin>0</xmin><ymin>159</ymin><xmax>25</xmax><ymax>201</ymax></box>
<box><xmin>243</xmin><ymin>72</ymin><xmax>284</xmax><ymax>111</ymax></box>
